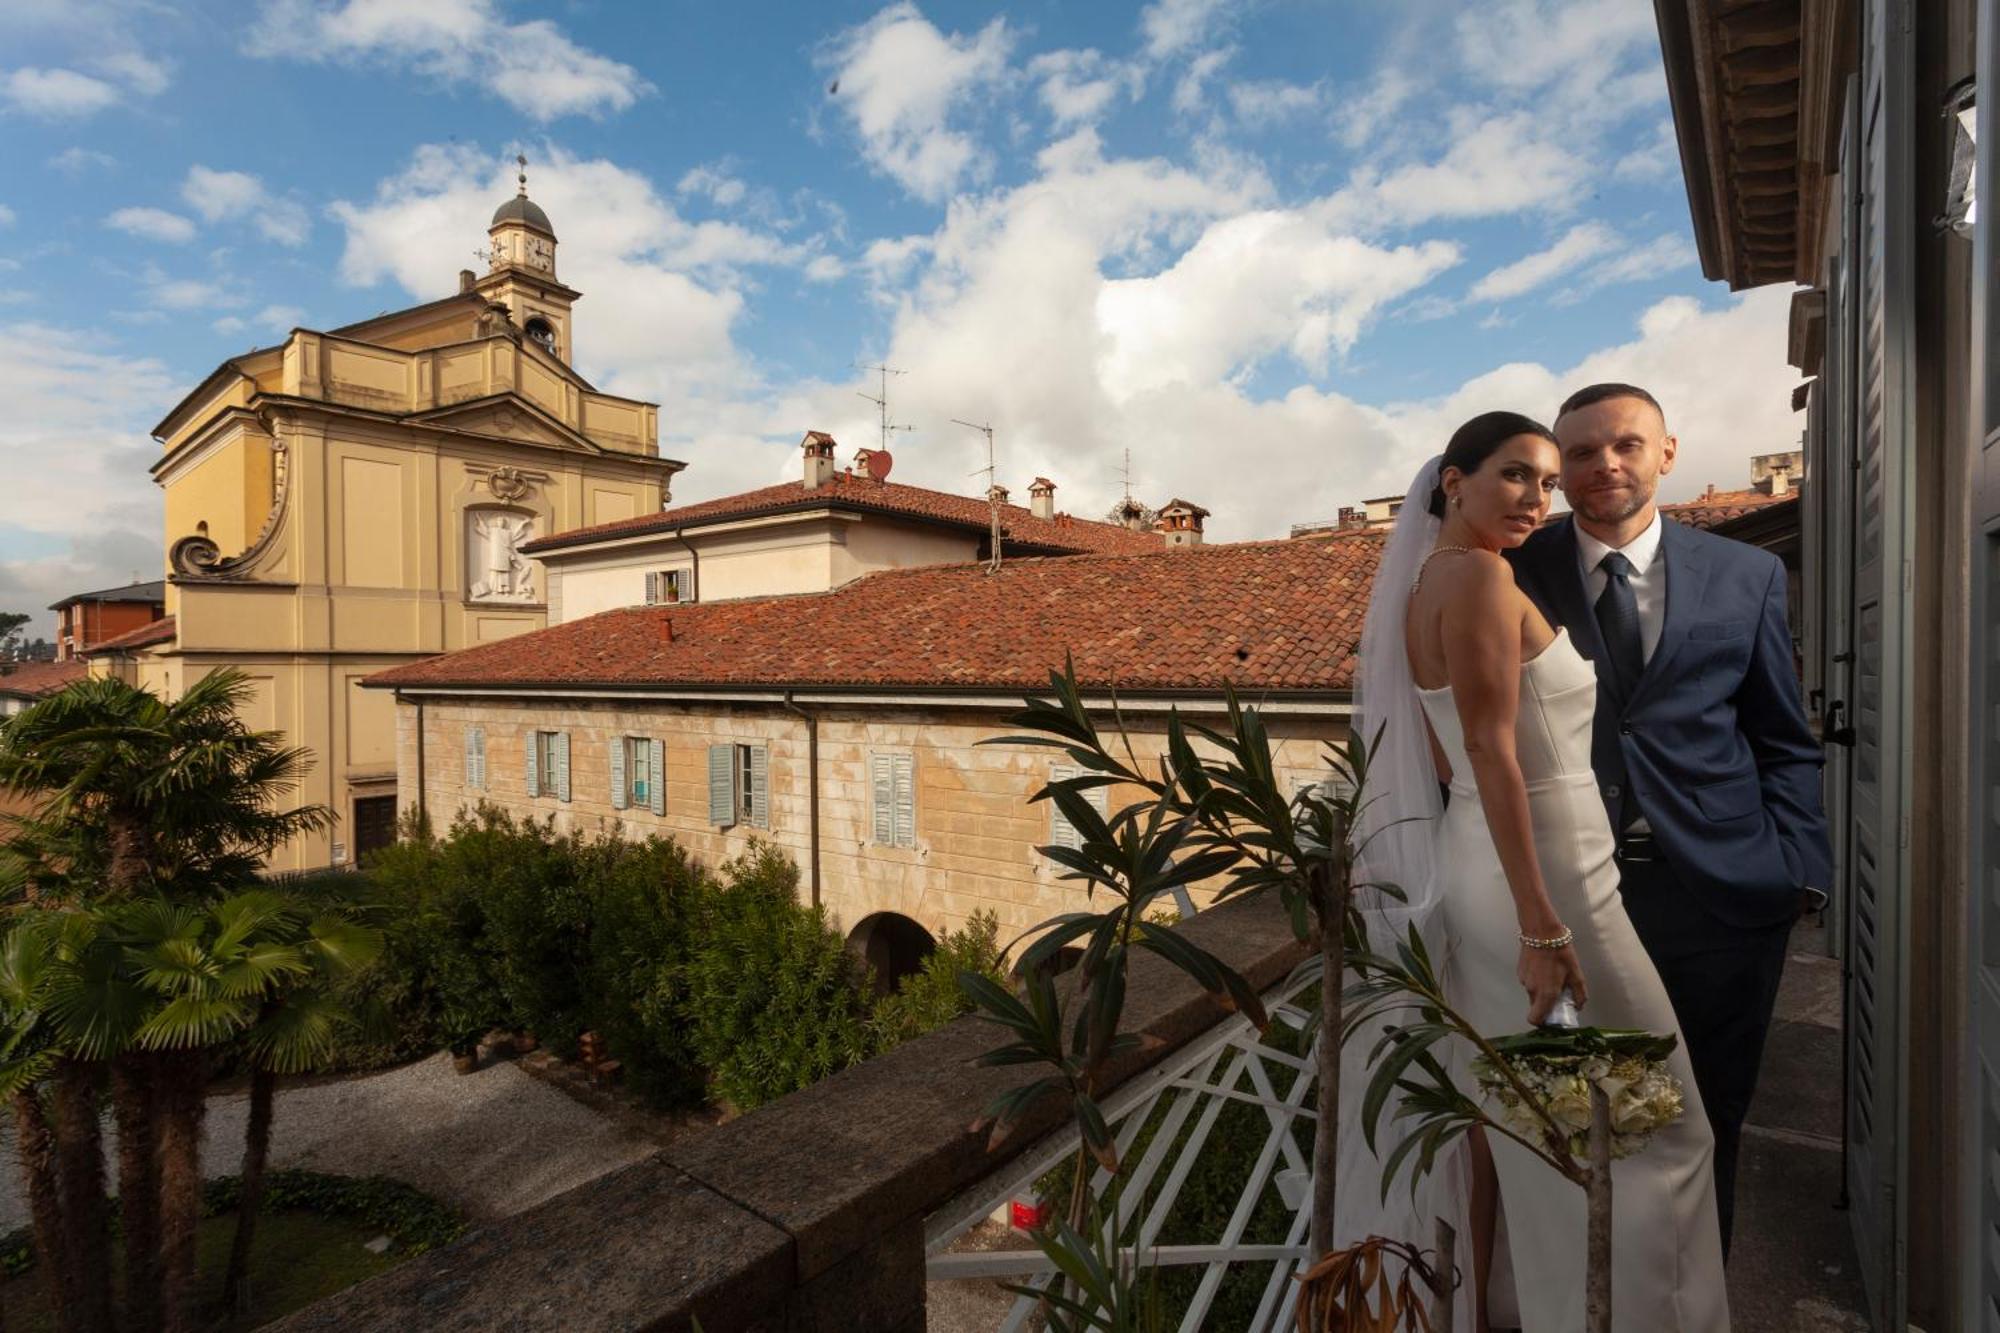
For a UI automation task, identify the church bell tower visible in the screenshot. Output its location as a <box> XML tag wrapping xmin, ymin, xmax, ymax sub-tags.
<box><xmin>474</xmin><ymin>156</ymin><xmax>580</xmax><ymax>363</ymax></box>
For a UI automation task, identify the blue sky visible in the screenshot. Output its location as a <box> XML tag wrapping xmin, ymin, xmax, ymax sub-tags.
<box><xmin>0</xmin><ymin>0</ymin><xmax>1800</xmax><ymax>630</ymax></box>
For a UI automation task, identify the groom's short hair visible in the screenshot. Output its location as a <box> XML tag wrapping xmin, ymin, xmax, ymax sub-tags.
<box><xmin>1556</xmin><ymin>382</ymin><xmax>1667</xmax><ymax>428</ymax></box>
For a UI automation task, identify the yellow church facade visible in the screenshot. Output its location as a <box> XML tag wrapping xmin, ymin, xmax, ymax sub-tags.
<box><xmin>122</xmin><ymin>177</ymin><xmax>682</xmax><ymax>869</ymax></box>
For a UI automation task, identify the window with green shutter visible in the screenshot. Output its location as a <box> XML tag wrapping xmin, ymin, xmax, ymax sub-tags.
<box><xmin>707</xmin><ymin>743</ymin><xmax>735</xmax><ymax>825</ymax></box>
<box><xmin>464</xmin><ymin>725</ymin><xmax>486</xmax><ymax>791</ymax></box>
<box><xmin>530</xmin><ymin>731</ymin><xmax>567</xmax><ymax>799</ymax></box>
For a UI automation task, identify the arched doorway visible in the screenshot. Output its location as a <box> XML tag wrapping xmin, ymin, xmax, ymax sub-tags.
<box><xmin>848</xmin><ymin>912</ymin><xmax>936</xmax><ymax>995</ymax></box>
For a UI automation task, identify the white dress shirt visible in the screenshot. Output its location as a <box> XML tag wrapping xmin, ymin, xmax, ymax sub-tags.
<box><xmin>1576</xmin><ymin>510</ymin><xmax>1667</xmax><ymax>664</ymax></box>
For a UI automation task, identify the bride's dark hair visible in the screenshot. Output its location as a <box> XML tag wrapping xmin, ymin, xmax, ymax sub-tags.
<box><xmin>1427</xmin><ymin>411</ymin><xmax>1558</xmax><ymax>517</ymax></box>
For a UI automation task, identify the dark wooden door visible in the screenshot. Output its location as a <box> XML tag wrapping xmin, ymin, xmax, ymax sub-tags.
<box><xmin>352</xmin><ymin>795</ymin><xmax>398</xmax><ymax>862</ymax></box>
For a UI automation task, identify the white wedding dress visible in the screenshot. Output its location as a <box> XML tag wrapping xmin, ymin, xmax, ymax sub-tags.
<box><xmin>1414</xmin><ymin>626</ymin><xmax>1729</xmax><ymax>1332</ymax></box>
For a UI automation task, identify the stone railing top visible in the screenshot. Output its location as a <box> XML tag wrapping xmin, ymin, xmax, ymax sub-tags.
<box><xmin>271</xmin><ymin>890</ymin><xmax>1309</xmax><ymax>1333</ymax></box>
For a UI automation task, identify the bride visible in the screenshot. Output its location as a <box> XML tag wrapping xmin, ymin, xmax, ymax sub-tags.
<box><xmin>1345</xmin><ymin>412</ymin><xmax>1728</xmax><ymax>1331</ymax></box>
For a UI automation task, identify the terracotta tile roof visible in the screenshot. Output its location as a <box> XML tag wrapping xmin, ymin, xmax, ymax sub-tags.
<box><xmin>49</xmin><ymin>579</ymin><xmax>166</xmax><ymax>610</ymax></box>
<box><xmin>369</xmin><ymin>534</ymin><xmax>1382</xmax><ymax>697</ymax></box>
<box><xmin>0</xmin><ymin>659</ymin><xmax>87</xmax><ymax>699</ymax></box>
<box><xmin>81</xmin><ymin>616</ymin><xmax>176</xmax><ymax>655</ymax></box>
<box><xmin>519</xmin><ymin>472</ymin><xmax>1166</xmax><ymax>558</ymax></box>
<box><xmin>1659</xmin><ymin>487</ymin><xmax>1787</xmax><ymax>530</ymax></box>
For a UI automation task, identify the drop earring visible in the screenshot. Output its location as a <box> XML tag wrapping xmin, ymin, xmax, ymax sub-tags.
<box><xmin>1452</xmin><ymin>494</ymin><xmax>1463</xmax><ymax>511</ymax></box>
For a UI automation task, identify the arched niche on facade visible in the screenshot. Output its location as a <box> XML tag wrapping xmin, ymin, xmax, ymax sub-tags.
<box><xmin>847</xmin><ymin>912</ymin><xmax>937</xmax><ymax>996</ymax></box>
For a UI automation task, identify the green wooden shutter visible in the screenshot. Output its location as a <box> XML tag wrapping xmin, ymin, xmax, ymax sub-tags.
<box><xmin>465</xmin><ymin>726</ymin><xmax>485</xmax><ymax>791</ymax></box>
<box><xmin>554</xmin><ymin>732</ymin><xmax>572</xmax><ymax>803</ymax></box>
<box><xmin>610</xmin><ymin>737</ymin><xmax>628</xmax><ymax>810</ymax></box>
<box><xmin>708</xmin><ymin>744</ymin><xmax>733</xmax><ymax>825</ymax></box>
<box><xmin>525</xmin><ymin>732</ymin><xmax>539</xmax><ymax>796</ymax></box>
<box><xmin>893</xmin><ymin>754</ymin><xmax>915</xmax><ymax>848</ymax></box>
<box><xmin>474</xmin><ymin>728</ymin><xmax>486</xmax><ymax>790</ymax></box>
<box><xmin>871</xmin><ymin>753</ymin><xmax>895</xmax><ymax>844</ymax></box>
<box><xmin>749</xmin><ymin>745</ymin><xmax>769</xmax><ymax>829</ymax></box>
<box><xmin>649</xmin><ymin>739</ymin><xmax>665</xmax><ymax>816</ymax></box>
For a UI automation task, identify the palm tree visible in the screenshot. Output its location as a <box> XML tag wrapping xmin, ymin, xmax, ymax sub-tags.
<box><xmin>0</xmin><ymin>918</ymin><xmax>81</xmax><ymax>1332</ymax></box>
<box><xmin>0</xmin><ymin>670</ymin><xmax>331</xmax><ymax>902</ymax></box>
<box><xmin>222</xmin><ymin>886</ymin><xmax>382</xmax><ymax>1316</ymax></box>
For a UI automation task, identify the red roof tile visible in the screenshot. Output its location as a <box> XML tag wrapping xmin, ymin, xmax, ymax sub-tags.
<box><xmin>81</xmin><ymin>616</ymin><xmax>176</xmax><ymax>655</ymax></box>
<box><xmin>0</xmin><ymin>659</ymin><xmax>87</xmax><ymax>699</ymax></box>
<box><xmin>1660</xmin><ymin>488</ymin><xmax>1787</xmax><ymax>530</ymax></box>
<box><xmin>520</xmin><ymin>472</ymin><xmax>1165</xmax><ymax>558</ymax></box>
<box><xmin>369</xmin><ymin>534</ymin><xmax>1382</xmax><ymax>696</ymax></box>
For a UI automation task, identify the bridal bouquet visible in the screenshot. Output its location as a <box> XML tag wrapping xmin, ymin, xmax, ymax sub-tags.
<box><xmin>1472</xmin><ymin>1027</ymin><xmax>1685</xmax><ymax>1161</ymax></box>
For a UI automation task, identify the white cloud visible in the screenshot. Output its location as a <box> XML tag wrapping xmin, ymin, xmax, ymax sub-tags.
<box><xmin>1614</xmin><ymin>120</ymin><xmax>1680</xmax><ymax>182</ymax></box>
<box><xmin>1029</xmin><ymin>49</ymin><xmax>1144</xmax><ymax>128</ymax></box>
<box><xmin>0</xmin><ymin>324</ymin><xmax>170</xmax><ymax>630</ymax></box>
<box><xmin>93</xmin><ymin>50</ymin><xmax>169</xmax><ymax>97</ymax></box>
<box><xmin>181</xmin><ymin>166</ymin><xmax>311</xmax><ymax>246</ymax></box>
<box><xmin>106</xmin><ymin>207</ymin><xmax>197</xmax><ymax>244</ymax></box>
<box><xmin>1334</xmin><ymin>68</ymin><xmax>1414</xmax><ymax>150</ymax></box>
<box><xmin>1558</xmin><ymin>233</ymin><xmax>1698</xmax><ymax>299</ymax></box>
<box><xmin>678</xmin><ymin>165</ymin><xmax>748</xmax><ymax>209</ymax></box>
<box><xmin>0</xmin><ymin>205</ymin><xmax>14</xmax><ymax>227</ymax></box>
<box><xmin>1326</xmin><ymin>112</ymin><xmax>1589</xmax><ymax>228</ymax></box>
<box><xmin>1468</xmin><ymin>223</ymin><xmax>1620</xmax><ymax>302</ymax></box>
<box><xmin>48</xmin><ymin>146</ymin><xmax>116</xmax><ymax>176</ymax></box>
<box><xmin>1227</xmin><ymin>79</ymin><xmax>1325</xmax><ymax>129</ymax></box>
<box><xmin>257</xmin><ymin>304</ymin><xmax>305</xmax><ymax>331</ymax></box>
<box><xmin>803</xmin><ymin>255</ymin><xmax>847</xmax><ymax>284</ymax></box>
<box><xmin>3</xmin><ymin>68</ymin><xmax>121</xmax><ymax>117</ymax></box>
<box><xmin>1454</xmin><ymin>1</ymin><xmax>1659</xmax><ymax>97</ymax></box>
<box><xmin>819</xmin><ymin>4</ymin><xmax>1013</xmax><ymax>203</ymax></box>
<box><xmin>244</xmin><ymin>0</ymin><xmax>652</xmax><ymax>122</ymax></box>
<box><xmin>145</xmin><ymin>277</ymin><xmax>242</xmax><ymax>311</ymax></box>
<box><xmin>1139</xmin><ymin>0</ymin><xmax>1231</xmax><ymax>60</ymax></box>
<box><xmin>1171</xmin><ymin>47</ymin><xmax>1232</xmax><ymax>116</ymax></box>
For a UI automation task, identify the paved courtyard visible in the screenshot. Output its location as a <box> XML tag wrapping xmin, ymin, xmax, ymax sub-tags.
<box><xmin>0</xmin><ymin>1051</ymin><xmax>656</xmax><ymax>1232</ymax></box>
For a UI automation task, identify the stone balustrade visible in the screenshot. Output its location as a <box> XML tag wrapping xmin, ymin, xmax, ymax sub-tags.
<box><xmin>269</xmin><ymin>891</ymin><xmax>1308</xmax><ymax>1333</ymax></box>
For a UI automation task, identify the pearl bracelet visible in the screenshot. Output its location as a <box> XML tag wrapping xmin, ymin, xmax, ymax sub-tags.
<box><xmin>1518</xmin><ymin>926</ymin><xmax>1574</xmax><ymax>950</ymax></box>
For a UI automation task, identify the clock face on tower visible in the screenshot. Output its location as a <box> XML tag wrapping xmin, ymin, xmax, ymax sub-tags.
<box><xmin>526</xmin><ymin>237</ymin><xmax>552</xmax><ymax>271</ymax></box>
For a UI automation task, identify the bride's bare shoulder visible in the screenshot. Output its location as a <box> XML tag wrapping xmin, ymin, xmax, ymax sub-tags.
<box><xmin>1423</xmin><ymin>548</ymin><xmax>1515</xmax><ymax>595</ymax></box>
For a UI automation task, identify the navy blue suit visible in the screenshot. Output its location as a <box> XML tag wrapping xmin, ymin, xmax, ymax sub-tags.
<box><xmin>1508</xmin><ymin>514</ymin><xmax>1832</xmax><ymax>1252</ymax></box>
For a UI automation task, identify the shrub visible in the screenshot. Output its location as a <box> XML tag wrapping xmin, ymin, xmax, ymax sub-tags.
<box><xmin>580</xmin><ymin>833</ymin><xmax>712</xmax><ymax>1107</ymax></box>
<box><xmin>868</xmin><ymin>909</ymin><xmax>1007</xmax><ymax>1050</ymax></box>
<box><xmin>685</xmin><ymin>841</ymin><xmax>875</xmax><ymax>1111</ymax></box>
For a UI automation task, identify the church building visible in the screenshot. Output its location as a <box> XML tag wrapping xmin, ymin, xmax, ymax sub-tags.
<box><xmin>125</xmin><ymin>168</ymin><xmax>682</xmax><ymax>869</ymax></box>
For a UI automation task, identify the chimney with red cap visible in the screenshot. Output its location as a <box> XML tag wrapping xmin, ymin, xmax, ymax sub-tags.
<box><xmin>802</xmin><ymin>431</ymin><xmax>838</xmax><ymax>490</ymax></box>
<box><xmin>1029</xmin><ymin>476</ymin><xmax>1056</xmax><ymax>520</ymax></box>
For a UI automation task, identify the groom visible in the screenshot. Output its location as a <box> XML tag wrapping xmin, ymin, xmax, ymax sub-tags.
<box><xmin>1507</xmin><ymin>382</ymin><xmax>1832</xmax><ymax>1255</ymax></box>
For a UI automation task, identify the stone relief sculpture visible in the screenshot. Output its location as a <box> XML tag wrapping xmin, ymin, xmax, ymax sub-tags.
<box><xmin>467</xmin><ymin>509</ymin><xmax>536</xmax><ymax>603</ymax></box>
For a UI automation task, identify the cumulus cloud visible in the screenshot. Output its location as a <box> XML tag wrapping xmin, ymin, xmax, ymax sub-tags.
<box><xmin>1327</xmin><ymin>112</ymin><xmax>1589</xmax><ymax>229</ymax></box>
<box><xmin>818</xmin><ymin>4</ymin><xmax>1013</xmax><ymax>202</ymax></box>
<box><xmin>1468</xmin><ymin>223</ymin><xmax>1620</xmax><ymax>302</ymax></box>
<box><xmin>48</xmin><ymin>146</ymin><xmax>116</xmax><ymax>176</ymax></box>
<box><xmin>3</xmin><ymin>68</ymin><xmax>122</xmax><ymax>117</ymax></box>
<box><xmin>678</xmin><ymin>165</ymin><xmax>748</xmax><ymax>209</ymax></box>
<box><xmin>106</xmin><ymin>207</ymin><xmax>197</xmax><ymax>244</ymax></box>
<box><xmin>0</xmin><ymin>324</ymin><xmax>170</xmax><ymax>631</ymax></box>
<box><xmin>244</xmin><ymin>0</ymin><xmax>652</xmax><ymax>122</ymax></box>
<box><xmin>1028</xmin><ymin>49</ymin><xmax>1144</xmax><ymax>128</ymax></box>
<box><xmin>181</xmin><ymin>166</ymin><xmax>311</xmax><ymax>246</ymax></box>
<box><xmin>1227</xmin><ymin>78</ymin><xmax>1325</xmax><ymax>129</ymax></box>
<box><xmin>0</xmin><ymin>205</ymin><xmax>15</xmax><ymax>228</ymax></box>
<box><xmin>1139</xmin><ymin>0</ymin><xmax>1231</xmax><ymax>60</ymax></box>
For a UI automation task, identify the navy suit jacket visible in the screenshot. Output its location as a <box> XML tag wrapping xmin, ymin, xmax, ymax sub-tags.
<box><xmin>1507</xmin><ymin>516</ymin><xmax>1833</xmax><ymax>928</ymax></box>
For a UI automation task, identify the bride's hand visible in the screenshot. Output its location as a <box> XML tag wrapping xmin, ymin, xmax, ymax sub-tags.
<box><xmin>1517</xmin><ymin>943</ymin><xmax>1588</xmax><ymax>1025</ymax></box>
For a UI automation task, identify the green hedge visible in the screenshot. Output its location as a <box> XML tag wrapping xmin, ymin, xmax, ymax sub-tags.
<box><xmin>344</xmin><ymin>809</ymin><xmax>1008</xmax><ymax>1114</ymax></box>
<box><xmin>0</xmin><ymin>1169</ymin><xmax>463</xmax><ymax>1277</ymax></box>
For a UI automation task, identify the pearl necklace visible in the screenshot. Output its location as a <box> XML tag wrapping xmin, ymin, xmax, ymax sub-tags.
<box><xmin>1411</xmin><ymin>543</ymin><xmax>1480</xmax><ymax>594</ymax></box>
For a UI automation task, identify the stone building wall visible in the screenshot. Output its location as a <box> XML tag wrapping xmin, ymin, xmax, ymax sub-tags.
<box><xmin>392</xmin><ymin>695</ymin><xmax>1347</xmax><ymax>942</ymax></box>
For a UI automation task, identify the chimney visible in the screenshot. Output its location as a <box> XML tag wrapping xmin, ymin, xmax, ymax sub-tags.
<box><xmin>1116</xmin><ymin>496</ymin><xmax>1148</xmax><ymax>531</ymax></box>
<box><xmin>459</xmin><ymin>269</ymin><xmax>476</xmax><ymax>294</ymax></box>
<box><xmin>802</xmin><ymin>430</ymin><xmax>837</xmax><ymax>490</ymax></box>
<box><xmin>990</xmin><ymin>483</ymin><xmax>1010</xmax><ymax>506</ymax></box>
<box><xmin>1766</xmin><ymin>465</ymin><xmax>1791</xmax><ymax>497</ymax></box>
<box><xmin>1159</xmin><ymin>498</ymin><xmax>1208</xmax><ymax>548</ymax></box>
<box><xmin>1029</xmin><ymin>476</ymin><xmax>1056</xmax><ymax>520</ymax></box>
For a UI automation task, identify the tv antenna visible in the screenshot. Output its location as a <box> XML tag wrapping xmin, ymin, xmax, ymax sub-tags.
<box><xmin>1122</xmin><ymin>446</ymin><xmax>1134</xmax><ymax>501</ymax></box>
<box><xmin>857</xmin><ymin>363</ymin><xmax>914</xmax><ymax>455</ymax></box>
<box><xmin>953</xmin><ymin>417</ymin><xmax>1004</xmax><ymax>573</ymax></box>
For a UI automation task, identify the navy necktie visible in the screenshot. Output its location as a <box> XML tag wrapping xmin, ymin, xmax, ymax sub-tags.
<box><xmin>1594</xmin><ymin>551</ymin><xmax>1645</xmax><ymax>697</ymax></box>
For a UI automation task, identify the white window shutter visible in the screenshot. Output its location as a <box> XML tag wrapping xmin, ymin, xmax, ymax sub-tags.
<box><xmin>474</xmin><ymin>728</ymin><xmax>486</xmax><ymax>790</ymax></box>
<box><xmin>465</xmin><ymin>726</ymin><xmax>482</xmax><ymax>791</ymax></box>
<box><xmin>1049</xmin><ymin>763</ymin><xmax>1077</xmax><ymax>850</ymax></box>
<box><xmin>610</xmin><ymin>737</ymin><xmax>629</xmax><ymax>810</ymax></box>
<box><xmin>525</xmin><ymin>732</ymin><xmax>539</xmax><ymax>796</ymax></box>
<box><xmin>871</xmin><ymin>753</ymin><xmax>894</xmax><ymax>844</ymax></box>
<box><xmin>708</xmin><ymin>744</ymin><xmax>734</xmax><ymax>825</ymax></box>
<box><xmin>893</xmin><ymin>753</ymin><xmax>915</xmax><ymax>848</ymax></box>
<box><xmin>749</xmin><ymin>745</ymin><xmax>770</xmax><ymax>829</ymax></box>
<box><xmin>644</xmin><ymin>571</ymin><xmax>659</xmax><ymax>605</ymax></box>
<box><xmin>554</xmin><ymin>732</ymin><xmax>571</xmax><ymax>802</ymax></box>
<box><xmin>649</xmin><ymin>739</ymin><xmax>666</xmax><ymax>815</ymax></box>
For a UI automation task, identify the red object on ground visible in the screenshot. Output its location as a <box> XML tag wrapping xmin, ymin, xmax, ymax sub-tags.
<box><xmin>1010</xmin><ymin>1197</ymin><xmax>1051</xmax><ymax>1231</ymax></box>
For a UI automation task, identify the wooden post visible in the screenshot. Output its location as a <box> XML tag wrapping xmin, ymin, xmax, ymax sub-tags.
<box><xmin>1585</xmin><ymin>1085</ymin><xmax>1613</xmax><ymax>1332</ymax></box>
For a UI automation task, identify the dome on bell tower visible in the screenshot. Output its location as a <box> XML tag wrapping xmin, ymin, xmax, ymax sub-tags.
<box><xmin>490</xmin><ymin>193</ymin><xmax>555</xmax><ymax>239</ymax></box>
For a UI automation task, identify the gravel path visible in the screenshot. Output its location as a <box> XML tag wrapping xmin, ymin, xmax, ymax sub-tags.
<box><xmin>0</xmin><ymin>1052</ymin><xmax>656</xmax><ymax>1231</ymax></box>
